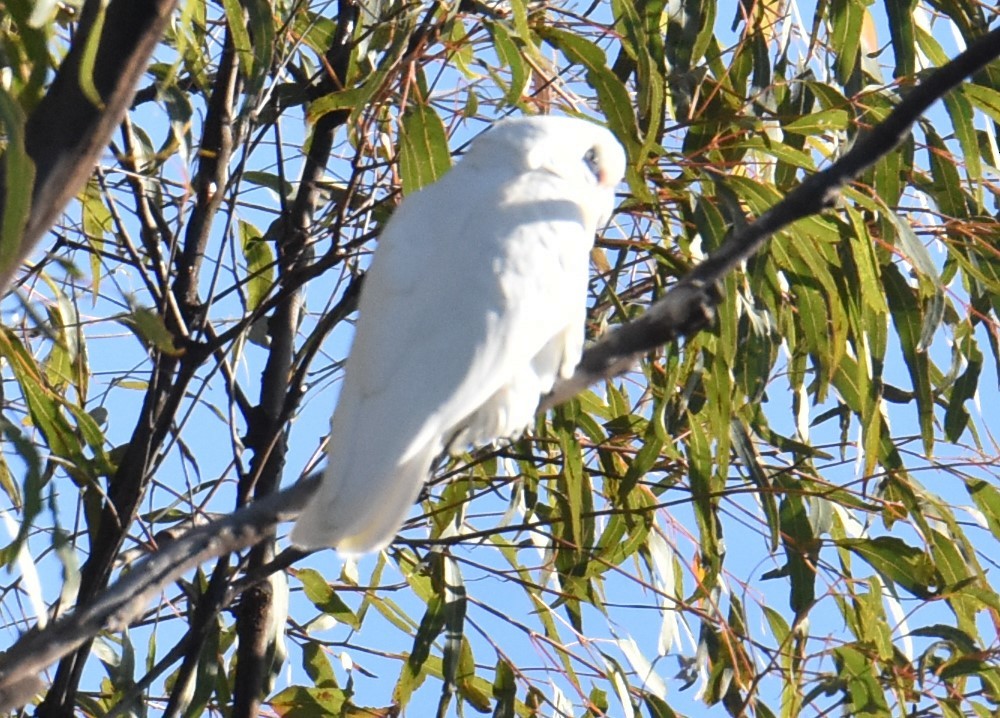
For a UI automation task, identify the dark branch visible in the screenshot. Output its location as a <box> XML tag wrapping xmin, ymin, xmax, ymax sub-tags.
<box><xmin>0</xmin><ymin>0</ymin><xmax>178</xmax><ymax>294</ymax></box>
<box><xmin>233</xmin><ymin>1</ymin><xmax>359</xmax><ymax>714</ymax></box>
<box><xmin>544</xmin><ymin>22</ymin><xmax>1000</xmax><ymax>407</ymax></box>
<box><xmin>0</xmin><ymin>477</ymin><xmax>317</xmax><ymax>712</ymax></box>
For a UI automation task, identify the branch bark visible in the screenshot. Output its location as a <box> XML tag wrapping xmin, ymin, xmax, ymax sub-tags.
<box><xmin>232</xmin><ymin>2</ymin><xmax>359</xmax><ymax>715</ymax></box>
<box><xmin>0</xmin><ymin>0</ymin><xmax>178</xmax><ymax>294</ymax></box>
<box><xmin>0</xmin><ymin>479</ymin><xmax>316</xmax><ymax>712</ymax></box>
<box><xmin>544</xmin><ymin>22</ymin><xmax>1000</xmax><ymax>408</ymax></box>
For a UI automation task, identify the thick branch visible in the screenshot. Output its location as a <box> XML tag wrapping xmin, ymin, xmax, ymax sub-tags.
<box><xmin>232</xmin><ymin>1</ymin><xmax>359</xmax><ymax>714</ymax></box>
<box><xmin>0</xmin><ymin>478</ymin><xmax>316</xmax><ymax>712</ymax></box>
<box><xmin>39</xmin><ymin>24</ymin><xmax>241</xmax><ymax>710</ymax></box>
<box><xmin>0</xmin><ymin>0</ymin><xmax>177</xmax><ymax>294</ymax></box>
<box><xmin>171</xmin><ymin>31</ymin><xmax>241</xmax><ymax>317</ymax></box>
<box><xmin>544</xmin><ymin>22</ymin><xmax>1000</xmax><ymax>405</ymax></box>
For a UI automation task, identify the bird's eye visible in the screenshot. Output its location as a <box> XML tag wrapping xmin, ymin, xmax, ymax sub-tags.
<box><xmin>583</xmin><ymin>147</ymin><xmax>601</xmax><ymax>182</ymax></box>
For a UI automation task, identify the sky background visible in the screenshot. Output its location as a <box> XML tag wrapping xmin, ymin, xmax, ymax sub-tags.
<box><xmin>2</xmin><ymin>0</ymin><xmax>999</xmax><ymax>715</ymax></box>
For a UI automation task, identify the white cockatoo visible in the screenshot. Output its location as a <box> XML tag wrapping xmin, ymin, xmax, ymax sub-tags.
<box><xmin>291</xmin><ymin>115</ymin><xmax>626</xmax><ymax>555</ymax></box>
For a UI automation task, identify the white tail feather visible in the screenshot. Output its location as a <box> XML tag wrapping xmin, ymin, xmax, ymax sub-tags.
<box><xmin>291</xmin><ymin>443</ymin><xmax>436</xmax><ymax>556</ymax></box>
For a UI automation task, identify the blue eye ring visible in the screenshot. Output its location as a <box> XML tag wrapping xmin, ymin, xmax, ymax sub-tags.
<box><xmin>583</xmin><ymin>147</ymin><xmax>601</xmax><ymax>181</ymax></box>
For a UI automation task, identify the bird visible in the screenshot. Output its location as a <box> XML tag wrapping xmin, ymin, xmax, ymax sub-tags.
<box><xmin>291</xmin><ymin>115</ymin><xmax>626</xmax><ymax>556</ymax></box>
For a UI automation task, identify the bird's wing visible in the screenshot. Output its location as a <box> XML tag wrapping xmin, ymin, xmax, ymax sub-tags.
<box><xmin>291</xmin><ymin>165</ymin><xmax>593</xmax><ymax>554</ymax></box>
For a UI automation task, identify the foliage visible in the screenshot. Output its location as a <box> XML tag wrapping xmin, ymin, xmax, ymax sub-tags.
<box><xmin>0</xmin><ymin>0</ymin><xmax>999</xmax><ymax>716</ymax></box>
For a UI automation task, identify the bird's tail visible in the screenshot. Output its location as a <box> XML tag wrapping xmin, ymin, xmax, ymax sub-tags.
<box><xmin>290</xmin><ymin>443</ymin><xmax>436</xmax><ymax>557</ymax></box>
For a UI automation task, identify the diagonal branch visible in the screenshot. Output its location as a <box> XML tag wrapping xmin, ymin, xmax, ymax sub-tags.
<box><xmin>544</xmin><ymin>22</ymin><xmax>1000</xmax><ymax>409</ymax></box>
<box><xmin>0</xmin><ymin>0</ymin><xmax>178</xmax><ymax>294</ymax></box>
<box><xmin>0</xmin><ymin>478</ymin><xmax>316</xmax><ymax>711</ymax></box>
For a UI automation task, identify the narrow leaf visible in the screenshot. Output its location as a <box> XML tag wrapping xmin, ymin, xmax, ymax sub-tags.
<box><xmin>399</xmin><ymin>104</ymin><xmax>451</xmax><ymax>195</ymax></box>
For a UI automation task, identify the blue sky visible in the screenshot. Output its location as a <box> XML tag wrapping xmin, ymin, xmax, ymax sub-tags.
<box><xmin>2</xmin><ymin>1</ymin><xmax>999</xmax><ymax>716</ymax></box>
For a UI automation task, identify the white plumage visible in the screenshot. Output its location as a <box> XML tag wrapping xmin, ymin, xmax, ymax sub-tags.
<box><xmin>291</xmin><ymin>115</ymin><xmax>626</xmax><ymax>555</ymax></box>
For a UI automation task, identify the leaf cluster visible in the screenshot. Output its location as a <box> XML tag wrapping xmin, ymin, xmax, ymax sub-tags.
<box><xmin>0</xmin><ymin>1</ymin><xmax>999</xmax><ymax>717</ymax></box>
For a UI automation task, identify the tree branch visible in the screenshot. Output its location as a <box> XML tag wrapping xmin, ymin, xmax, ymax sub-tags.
<box><xmin>233</xmin><ymin>2</ymin><xmax>359</xmax><ymax>714</ymax></box>
<box><xmin>0</xmin><ymin>478</ymin><xmax>316</xmax><ymax>712</ymax></box>
<box><xmin>545</xmin><ymin>22</ymin><xmax>1000</xmax><ymax>407</ymax></box>
<box><xmin>0</xmin><ymin>0</ymin><xmax>177</xmax><ymax>295</ymax></box>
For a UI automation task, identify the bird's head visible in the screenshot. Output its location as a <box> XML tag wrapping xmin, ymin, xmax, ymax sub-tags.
<box><xmin>472</xmin><ymin>115</ymin><xmax>626</xmax><ymax>195</ymax></box>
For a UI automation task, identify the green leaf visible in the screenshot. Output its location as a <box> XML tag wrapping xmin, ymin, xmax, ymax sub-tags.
<box><xmin>925</xmin><ymin>127</ymin><xmax>967</xmax><ymax>219</ymax></box>
<box><xmin>731</xmin><ymin>419</ymin><xmax>779</xmax><ymax>551</ymax></box>
<box><xmin>538</xmin><ymin>27</ymin><xmax>644</xmax><ymax>194</ymax></box>
<box><xmin>300</xmin><ymin>643</ymin><xmax>338</xmax><ymax>689</ymax></box>
<box><xmin>441</xmin><ymin>556</ymin><xmax>467</xmax><ymax>695</ymax></box>
<box><xmin>239</xmin><ymin>220</ymin><xmax>275</xmax><ymax>311</ymax></box>
<box><xmin>395</xmin><ymin>594</ymin><xmax>445</xmax><ymax>708</ymax></box>
<box><xmin>2</xmin><ymin>0</ymin><xmax>51</xmax><ymax>106</ymax></box>
<box><xmin>0</xmin><ymin>417</ymin><xmax>43</xmax><ymax>567</ymax></box>
<box><xmin>942</xmin><ymin>80</ymin><xmax>982</xmax><ymax>210</ymax></box>
<box><xmin>269</xmin><ymin>685</ymin><xmax>348</xmax><ymax>714</ymax></box>
<box><xmin>0</xmin><ymin>328</ymin><xmax>89</xmax><ymax>481</ymax></box>
<box><xmin>686</xmin><ymin>415</ymin><xmax>721</xmax><ymax>584</ymax></box>
<box><xmin>398</xmin><ymin>104</ymin><xmax>451</xmax><ymax>195</ymax></box>
<box><xmin>762</xmin><ymin>605</ymin><xmax>790</xmax><ymax>645</ymax></box>
<box><xmin>943</xmin><ymin>330</ymin><xmax>981</xmax><ymax>441</ymax></box>
<box><xmin>833</xmin><ymin>644</ymin><xmax>891</xmax><ymax>714</ymax></box>
<box><xmin>221</xmin><ymin>0</ymin><xmax>254</xmax><ymax>79</ymax></box>
<box><xmin>780</xmin><ymin>108</ymin><xmax>850</xmax><ymax>135</ymax></box>
<box><xmin>619</xmin><ymin>419</ymin><xmax>663</xmax><ymax>498</ymax></box>
<box><xmin>885</xmin><ymin>0</ymin><xmax>917</xmax><ymax>77</ymax></box>
<box><xmin>910</xmin><ymin>623</ymin><xmax>977</xmax><ymax>652</ymax></box>
<box><xmin>844</xmin><ymin>205</ymin><xmax>888</xmax><ymax>317</ymax></box>
<box><xmin>307</xmin><ymin>85</ymin><xmax>381</xmax><ymax>122</ymax></box>
<box><xmin>747</xmin><ymin>135</ymin><xmax>817</xmax><ymax>171</ymax></box>
<box><xmin>120</xmin><ymin>307</ymin><xmax>183</xmax><ymax>357</ymax></box>
<box><xmin>837</xmin><ymin>536</ymin><xmax>939</xmax><ymax>598</ymax></box>
<box><xmin>242</xmin><ymin>171</ymin><xmax>293</xmax><ymax>199</ymax></box>
<box><xmin>777</xmin><ymin>487</ymin><xmax>818</xmax><ymax>617</ymax></box>
<box><xmin>486</xmin><ymin>22</ymin><xmax>527</xmax><ymax>105</ymax></box>
<box><xmin>663</xmin><ymin>0</ymin><xmax>715</xmax><ymax>70</ymax></box>
<box><xmin>77</xmin><ymin>4</ymin><xmax>107</xmax><ymax>109</ymax></box>
<box><xmin>492</xmin><ymin>658</ymin><xmax>516</xmax><ymax>718</ymax></box>
<box><xmin>0</xmin><ymin>88</ymin><xmax>35</xmax><ymax>274</ymax></box>
<box><xmin>80</xmin><ymin>178</ymin><xmax>111</xmax><ymax>301</ymax></box>
<box><xmin>242</xmin><ymin>0</ymin><xmax>275</xmax><ymax>99</ymax></box>
<box><xmin>883</xmin><ymin>263</ymin><xmax>934</xmax><ymax>455</ymax></box>
<box><xmin>290</xmin><ymin>11</ymin><xmax>338</xmax><ymax>55</ymax></box>
<box><xmin>961</xmin><ymin>82</ymin><xmax>1000</xmax><ymax>125</ymax></box>
<box><xmin>410</xmin><ymin>596</ymin><xmax>445</xmax><ymax>672</ymax></box>
<box><xmin>612</xmin><ymin>0</ymin><xmax>666</xmax><ymax>155</ymax></box>
<box><xmin>829</xmin><ymin>0</ymin><xmax>866</xmax><ymax>82</ymax></box>
<box><xmin>297</xmin><ymin>568</ymin><xmax>360</xmax><ymax>629</ymax></box>
<box><xmin>966</xmin><ymin>479</ymin><xmax>1000</xmax><ymax>543</ymax></box>
<box><xmin>454</xmin><ymin>639</ymin><xmax>491</xmax><ymax>712</ymax></box>
<box><xmin>553</xmin><ymin>403</ymin><xmax>595</xmax><ymax>563</ymax></box>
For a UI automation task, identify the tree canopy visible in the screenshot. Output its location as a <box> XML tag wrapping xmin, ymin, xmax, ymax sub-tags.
<box><xmin>1</xmin><ymin>1</ymin><xmax>1000</xmax><ymax>717</ymax></box>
